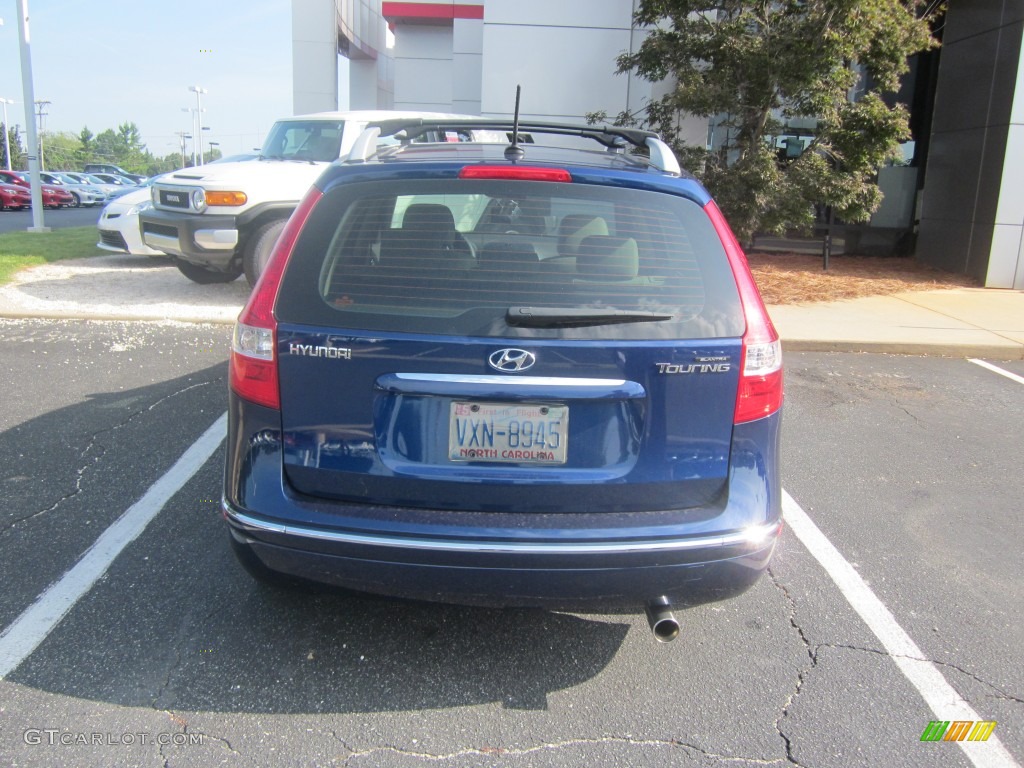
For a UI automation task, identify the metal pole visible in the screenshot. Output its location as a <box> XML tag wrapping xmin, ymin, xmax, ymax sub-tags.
<box><xmin>0</xmin><ymin>99</ymin><xmax>11</xmax><ymax>170</ymax></box>
<box><xmin>15</xmin><ymin>0</ymin><xmax>46</xmax><ymax>232</ymax></box>
<box><xmin>34</xmin><ymin>99</ymin><xmax>48</xmax><ymax>170</ymax></box>
<box><xmin>191</xmin><ymin>86</ymin><xmax>207</xmax><ymax>165</ymax></box>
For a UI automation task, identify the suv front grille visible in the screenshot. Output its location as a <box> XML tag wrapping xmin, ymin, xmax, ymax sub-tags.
<box><xmin>158</xmin><ymin>189</ymin><xmax>192</xmax><ymax>210</ymax></box>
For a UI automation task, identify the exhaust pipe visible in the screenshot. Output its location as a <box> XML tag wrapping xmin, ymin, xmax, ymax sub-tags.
<box><xmin>645</xmin><ymin>597</ymin><xmax>680</xmax><ymax>643</ymax></box>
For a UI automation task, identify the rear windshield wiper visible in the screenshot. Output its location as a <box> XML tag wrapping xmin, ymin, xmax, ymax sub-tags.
<box><xmin>506</xmin><ymin>306</ymin><xmax>674</xmax><ymax>328</ymax></box>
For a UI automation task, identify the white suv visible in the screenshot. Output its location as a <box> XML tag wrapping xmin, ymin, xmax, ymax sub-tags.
<box><xmin>140</xmin><ymin>111</ymin><xmax>467</xmax><ymax>286</ymax></box>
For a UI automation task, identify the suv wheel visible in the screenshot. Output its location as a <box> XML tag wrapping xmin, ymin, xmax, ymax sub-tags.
<box><xmin>243</xmin><ymin>219</ymin><xmax>287</xmax><ymax>287</ymax></box>
<box><xmin>175</xmin><ymin>259</ymin><xmax>243</xmax><ymax>284</ymax></box>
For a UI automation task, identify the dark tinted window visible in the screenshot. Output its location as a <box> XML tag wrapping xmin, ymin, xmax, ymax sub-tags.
<box><xmin>276</xmin><ymin>179</ymin><xmax>744</xmax><ymax>340</ymax></box>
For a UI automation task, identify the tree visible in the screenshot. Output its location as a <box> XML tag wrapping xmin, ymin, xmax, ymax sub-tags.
<box><xmin>0</xmin><ymin>123</ymin><xmax>27</xmax><ymax>170</ymax></box>
<box><xmin>40</xmin><ymin>131</ymin><xmax>82</xmax><ymax>170</ymax></box>
<box><xmin>607</xmin><ymin>0</ymin><xmax>938</xmax><ymax>242</ymax></box>
<box><xmin>78</xmin><ymin>126</ymin><xmax>94</xmax><ymax>165</ymax></box>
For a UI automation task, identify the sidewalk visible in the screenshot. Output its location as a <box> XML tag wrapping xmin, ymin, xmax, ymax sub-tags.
<box><xmin>0</xmin><ymin>255</ymin><xmax>1022</xmax><ymax>359</ymax></box>
<box><xmin>769</xmin><ymin>288</ymin><xmax>1024</xmax><ymax>359</ymax></box>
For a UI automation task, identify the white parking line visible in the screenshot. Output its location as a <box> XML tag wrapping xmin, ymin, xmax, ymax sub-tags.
<box><xmin>0</xmin><ymin>412</ymin><xmax>227</xmax><ymax>680</ymax></box>
<box><xmin>782</xmin><ymin>490</ymin><xmax>1019</xmax><ymax>768</ymax></box>
<box><xmin>968</xmin><ymin>358</ymin><xmax>1024</xmax><ymax>386</ymax></box>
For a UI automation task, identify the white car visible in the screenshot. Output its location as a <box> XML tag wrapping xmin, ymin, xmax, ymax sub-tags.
<box><xmin>97</xmin><ymin>186</ymin><xmax>163</xmax><ymax>256</ymax></box>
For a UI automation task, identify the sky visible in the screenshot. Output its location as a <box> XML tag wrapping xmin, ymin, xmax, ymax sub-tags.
<box><xmin>0</xmin><ymin>0</ymin><xmax>350</xmax><ymax>160</ymax></box>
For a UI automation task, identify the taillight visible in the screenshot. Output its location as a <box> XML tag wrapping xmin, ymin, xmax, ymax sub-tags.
<box><xmin>459</xmin><ymin>165</ymin><xmax>571</xmax><ymax>182</ymax></box>
<box><xmin>704</xmin><ymin>201</ymin><xmax>783</xmax><ymax>424</ymax></box>
<box><xmin>229</xmin><ymin>186</ymin><xmax>324</xmax><ymax>410</ymax></box>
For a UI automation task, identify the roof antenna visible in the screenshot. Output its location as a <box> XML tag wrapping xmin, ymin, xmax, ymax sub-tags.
<box><xmin>504</xmin><ymin>85</ymin><xmax>525</xmax><ymax>162</ymax></box>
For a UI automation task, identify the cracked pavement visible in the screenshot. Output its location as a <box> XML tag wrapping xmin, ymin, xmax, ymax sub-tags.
<box><xmin>0</xmin><ymin>325</ymin><xmax>1020</xmax><ymax>767</ymax></box>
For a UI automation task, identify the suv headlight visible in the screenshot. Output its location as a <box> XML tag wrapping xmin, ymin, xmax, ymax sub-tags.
<box><xmin>191</xmin><ymin>188</ymin><xmax>207</xmax><ymax>211</ymax></box>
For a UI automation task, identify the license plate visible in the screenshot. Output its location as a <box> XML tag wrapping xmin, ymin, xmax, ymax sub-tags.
<box><xmin>449</xmin><ymin>402</ymin><xmax>568</xmax><ymax>464</ymax></box>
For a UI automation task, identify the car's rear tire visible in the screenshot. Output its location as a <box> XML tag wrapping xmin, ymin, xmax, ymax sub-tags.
<box><xmin>243</xmin><ymin>219</ymin><xmax>287</xmax><ymax>287</ymax></box>
<box><xmin>175</xmin><ymin>259</ymin><xmax>243</xmax><ymax>284</ymax></box>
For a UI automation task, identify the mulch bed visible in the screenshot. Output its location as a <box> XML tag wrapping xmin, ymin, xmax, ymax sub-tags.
<box><xmin>746</xmin><ymin>252</ymin><xmax>979</xmax><ymax>305</ymax></box>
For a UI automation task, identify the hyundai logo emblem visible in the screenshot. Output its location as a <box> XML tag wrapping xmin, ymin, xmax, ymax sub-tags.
<box><xmin>488</xmin><ymin>348</ymin><xmax>536</xmax><ymax>372</ymax></box>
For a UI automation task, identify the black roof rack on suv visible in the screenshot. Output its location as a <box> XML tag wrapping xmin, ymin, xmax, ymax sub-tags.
<box><xmin>346</xmin><ymin>118</ymin><xmax>682</xmax><ymax>176</ymax></box>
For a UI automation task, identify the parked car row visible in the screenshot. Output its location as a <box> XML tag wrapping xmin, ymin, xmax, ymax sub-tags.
<box><xmin>0</xmin><ymin>169</ymin><xmax>75</xmax><ymax>209</ymax></box>
<box><xmin>0</xmin><ymin>168</ymin><xmax>146</xmax><ymax>211</ymax></box>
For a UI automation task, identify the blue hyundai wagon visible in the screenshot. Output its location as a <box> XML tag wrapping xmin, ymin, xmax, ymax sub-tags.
<box><xmin>223</xmin><ymin>117</ymin><xmax>783</xmax><ymax>641</ymax></box>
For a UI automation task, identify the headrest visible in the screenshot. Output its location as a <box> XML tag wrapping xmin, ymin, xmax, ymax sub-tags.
<box><xmin>576</xmin><ymin>236</ymin><xmax>640</xmax><ymax>280</ymax></box>
<box><xmin>557</xmin><ymin>214</ymin><xmax>609</xmax><ymax>257</ymax></box>
<box><xmin>478</xmin><ymin>242</ymin><xmax>540</xmax><ymax>269</ymax></box>
<box><xmin>402</xmin><ymin>203</ymin><xmax>456</xmax><ymax>232</ymax></box>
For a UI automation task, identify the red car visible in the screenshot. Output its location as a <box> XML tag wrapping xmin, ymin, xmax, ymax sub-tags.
<box><xmin>0</xmin><ymin>170</ymin><xmax>74</xmax><ymax>209</ymax></box>
<box><xmin>0</xmin><ymin>182</ymin><xmax>31</xmax><ymax>210</ymax></box>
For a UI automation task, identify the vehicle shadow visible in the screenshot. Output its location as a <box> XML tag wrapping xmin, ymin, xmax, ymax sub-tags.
<box><xmin>1</xmin><ymin>361</ymin><xmax>630</xmax><ymax>715</ymax></box>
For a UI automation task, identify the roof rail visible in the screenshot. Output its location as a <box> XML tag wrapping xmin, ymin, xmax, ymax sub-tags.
<box><xmin>346</xmin><ymin>118</ymin><xmax>682</xmax><ymax>175</ymax></box>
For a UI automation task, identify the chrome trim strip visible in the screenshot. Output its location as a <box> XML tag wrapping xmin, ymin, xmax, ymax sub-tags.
<box><xmin>194</xmin><ymin>229</ymin><xmax>239</xmax><ymax>249</ymax></box>
<box><xmin>389</xmin><ymin>373</ymin><xmax>628</xmax><ymax>387</ymax></box>
<box><xmin>224</xmin><ymin>503</ymin><xmax>780</xmax><ymax>555</ymax></box>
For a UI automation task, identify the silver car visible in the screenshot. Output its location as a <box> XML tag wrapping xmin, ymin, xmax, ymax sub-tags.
<box><xmin>67</xmin><ymin>173</ymin><xmax>135</xmax><ymax>201</ymax></box>
<box><xmin>41</xmin><ymin>172</ymin><xmax>108</xmax><ymax>208</ymax></box>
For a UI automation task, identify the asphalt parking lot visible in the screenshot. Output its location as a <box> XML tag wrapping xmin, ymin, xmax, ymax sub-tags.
<box><xmin>0</xmin><ymin>205</ymin><xmax>101</xmax><ymax>234</ymax></box>
<box><xmin>0</xmin><ymin>318</ymin><xmax>1020</xmax><ymax>768</ymax></box>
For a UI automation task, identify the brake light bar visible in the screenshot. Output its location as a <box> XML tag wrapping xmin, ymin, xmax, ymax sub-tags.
<box><xmin>459</xmin><ymin>165</ymin><xmax>572</xmax><ymax>182</ymax></box>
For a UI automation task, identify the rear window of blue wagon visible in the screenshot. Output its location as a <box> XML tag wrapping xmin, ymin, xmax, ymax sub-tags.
<box><xmin>275</xmin><ymin>179</ymin><xmax>745</xmax><ymax>340</ymax></box>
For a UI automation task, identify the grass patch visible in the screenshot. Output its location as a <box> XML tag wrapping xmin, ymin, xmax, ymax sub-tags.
<box><xmin>0</xmin><ymin>226</ymin><xmax>102</xmax><ymax>285</ymax></box>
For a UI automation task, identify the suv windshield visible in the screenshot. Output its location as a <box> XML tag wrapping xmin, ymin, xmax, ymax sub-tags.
<box><xmin>260</xmin><ymin>120</ymin><xmax>345</xmax><ymax>163</ymax></box>
<box><xmin>277</xmin><ymin>179</ymin><xmax>744</xmax><ymax>340</ymax></box>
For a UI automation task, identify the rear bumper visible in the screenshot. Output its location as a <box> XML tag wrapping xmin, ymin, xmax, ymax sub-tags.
<box><xmin>227</xmin><ymin>508</ymin><xmax>777</xmax><ymax>609</ymax></box>
<box><xmin>223</xmin><ymin>395</ymin><xmax>783</xmax><ymax>609</ymax></box>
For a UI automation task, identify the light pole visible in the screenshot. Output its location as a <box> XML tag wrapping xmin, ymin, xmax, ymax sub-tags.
<box><xmin>175</xmin><ymin>130</ymin><xmax>191</xmax><ymax>168</ymax></box>
<box><xmin>0</xmin><ymin>98</ymin><xmax>12</xmax><ymax>170</ymax></box>
<box><xmin>207</xmin><ymin>140</ymin><xmax>219</xmax><ymax>163</ymax></box>
<box><xmin>15</xmin><ymin>0</ymin><xmax>47</xmax><ymax>232</ymax></box>
<box><xmin>34</xmin><ymin>98</ymin><xmax>48</xmax><ymax>170</ymax></box>
<box><xmin>181</xmin><ymin>107</ymin><xmax>203</xmax><ymax>166</ymax></box>
<box><xmin>189</xmin><ymin>85</ymin><xmax>207</xmax><ymax>165</ymax></box>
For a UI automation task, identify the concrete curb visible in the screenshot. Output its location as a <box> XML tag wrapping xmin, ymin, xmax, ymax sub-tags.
<box><xmin>0</xmin><ymin>310</ymin><xmax>237</xmax><ymax>326</ymax></box>
<box><xmin>780</xmin><ymin>338</ymin><xmax>1024</xmax><ymax>359</ymax></box>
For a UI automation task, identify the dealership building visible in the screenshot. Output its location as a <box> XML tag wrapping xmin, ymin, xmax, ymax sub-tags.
<box><xmin>292</xmin><ymin>0</ymin><xmax>1024</xmax><ymax>289</ymax></box>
